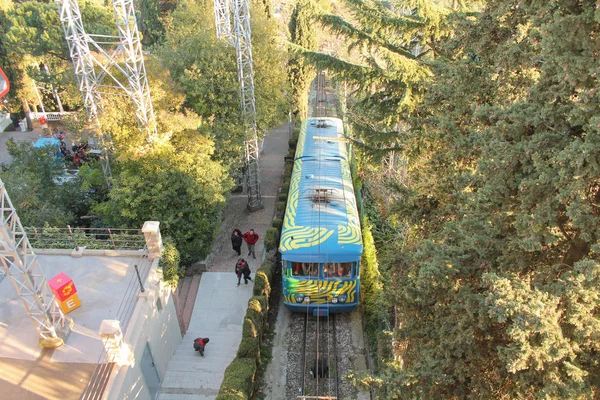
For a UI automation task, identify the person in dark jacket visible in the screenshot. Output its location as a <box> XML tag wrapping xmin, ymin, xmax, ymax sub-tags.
<box><xmin>193</xmin><ymin>337</ymin><xmax>210</xmax><ymax>357</ymax></box>
<box><xmin>235</xmin><ymin>258</ymin><xmax>252</xmax><ymax>286</ymax></box>
<box><xmin>231</xmin><ymin>229</ymin><xmax>243</xmax><ymax>256</ymax></box>
<box><xmin>242</xmin><ymin>229</ymin><xmax>259</xmax><ymax>259</ymax></box>
<box><xmin>240</xmin><ymin>260</ymin><xmax>252</xmax><ymax>286</ymax></box>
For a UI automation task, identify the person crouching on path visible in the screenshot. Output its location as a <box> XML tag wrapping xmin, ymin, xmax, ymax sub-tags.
<box><xmin>243</xmin><ymin>229</ymin><xmax>259</xmax><ymax>259</ymax></box>
<box><xmin>231</xmin><ymin>229</ymin><xmax>243</xmax><ymax>256</ymax></box>
<box><xmin>193</xmin><ymin>337</ymin><xmax>209</xmax><ymax>357</ymax></box>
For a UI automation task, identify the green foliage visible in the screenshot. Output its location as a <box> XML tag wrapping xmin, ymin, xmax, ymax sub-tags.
<box><xmin>288</xmin><ymin>0</ymin><xmax>318</xmax><ymax>118</ymax></box>
<box><xmin>352</xmin><ymin>0</ymin><xmax>600</xmax><ymax>398</ymax></box>
<box><xmin>277</xmin><ymin>192</ymin><xmax>287</xmax><ymax>202</ymax></box>
<box><xmin>271</xmin><ymin>218</ymin><xmax>282</xmax><ymax>232</ymax></box>
<box><xmin>94</xmin><ymin>142</ymin><xmax>230</xmax><ymax>266</ymax></box>
<box><xmin>216</xmin><ymin>358</ymin><xmax>257</xmax><ymax>400</ymax></box>
<box><xmin>156</xmin><ymin>0</ymin><xmax>288</xmax><ymax>168</ymax></box>
<box><xmin>264</xmin><ymin>227</ymin><xmax>279</xmax><ymax>251</ymax></box>
<box><xmin>237</xmin><ymin>318</ymin><xmax>259</xmax><ymax>359</ymax></box>
<box><xmin>360</xmin><ymin>217</ymin><xmax>387</xmax><ymax>368</ymax></box>
<box><xmin>159</xmin><ymin>239</ymin><xmax>182</xmax><ymax>287</ymax></box>
<box><xmin>1</xmin><ymin>140</ymin><xmax>91</xmax><ymax>226</ymax></box>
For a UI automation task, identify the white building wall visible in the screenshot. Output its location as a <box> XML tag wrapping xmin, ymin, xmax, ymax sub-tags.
<box><xmin>105</xmin><ymin>260</ymin><xmax>182</xmax><ymax>400</ymax></box>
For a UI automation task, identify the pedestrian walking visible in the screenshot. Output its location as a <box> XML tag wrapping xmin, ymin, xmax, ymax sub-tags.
<box><xmin>235</xmin><ymin>258</ymin><xmax>244</xmax><ymax>286</ymax></box>
<box><xmin>193</xmin><ymin>337</ymin><xmax>210</xmax><ymax>357</ymax></box>
<box><xmin>240</xmin><ymin>260</ymin><xmax>252</xmax><ymax>286</ymax></box>
<box><xmin>231</xmin><ymin>229</ymin><xmax>243</xmax><ymax>256</ymax></box>
<box><xmin>243</xmin><ymin>229</ymin><xmax>259</xmax><ymax>259</ymax></box>
<box><xmin>235</xmin><ymin>258</ymin><xmax>253</xmax><ymax>286</ymax></box>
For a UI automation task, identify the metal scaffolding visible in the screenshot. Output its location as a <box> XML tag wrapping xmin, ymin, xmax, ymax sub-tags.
<box><xmin>215</xmin><ymin>0</ymin><xmax>263</xmax><ymax>211</ymax></box>
<box><xmin>56</xmin><ymin>0</ymin><xmax>157</xmax><ymax>182</ymax></box>
<box><xmin>57</xmin><ymin>0</ymin><xmax>111</xmax><ymax>187</ymax></box>
<box><xmin>214</xmin><ymin>0</ymin><xmax>233</xmax><ymax>45</ymax></box>
<box><xmin>0</xmin><ymin>180</ymin><xmax>71</xmax><ymax>347</ymax></box>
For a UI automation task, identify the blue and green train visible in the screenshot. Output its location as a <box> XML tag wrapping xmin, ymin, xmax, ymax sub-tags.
<box><xmin>280</xmin><ymin>117</ymin><xmax>363</xmax><ymax>316</ymax></box>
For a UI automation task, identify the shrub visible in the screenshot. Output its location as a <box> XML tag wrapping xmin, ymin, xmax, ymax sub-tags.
<box><xmin>217</xmin><ymin>358</ymin><xmax>257</xmax><ymax>400</ymax></box>
<box><xmin>237</xmin><ymin>318</ymin><xmax>260</xmax><ymax>359</ymax></box>
<box><xmin>276</xmin><ymin>201</ymin><xmax>286</xmax><ymax>213</ymax></box>
<box><xmin>272</xmin><ymin>218</ymin><xmax>283</xmax><ymax>231</ymax></box>
<box><xmin>277</xmin><ymin>193</ymin><xmax>287</xmax><ymax>202</ymax></box>
<box><xmin>281</xmin><ymin>182</ymin><xmax>290</xmax><ymax>194</ymax></box>
<box><xmin>264</xmin><ymin>227</ymin><xmax>279</xmax><ymax>251</ymax></box>
<box><xmin>159</xmin><ymin>240</ymin><xmax>182</xmax><ymax>287</ymax></box>
<box><xmin>253</xmin><ymin>268</ymin><xmax>272</xmax><ymax>298</ymax></box>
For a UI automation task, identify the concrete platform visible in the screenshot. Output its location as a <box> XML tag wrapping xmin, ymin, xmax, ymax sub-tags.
<box><xmin>0</xmin><ymin>254</ymin><xmax>151</xmax><ymax>400</ymax></box>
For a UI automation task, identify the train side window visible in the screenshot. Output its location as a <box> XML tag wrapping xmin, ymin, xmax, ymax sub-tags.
<box><xmin>292</xmin><ymin>262</ymin><xmax>301</xmax><ymax>276</ymax></box>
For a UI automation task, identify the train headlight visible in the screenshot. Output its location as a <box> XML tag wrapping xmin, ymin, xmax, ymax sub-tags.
<box><xmin>331</xmin><ymin>297</ymin><xmax>339</xmax><ymax>304</ymax></box>
<box><xmin>294</xmin><ymin>294</ymin><xmax>305</xmax><ymax>303</ymax></box>
<box><xmin>338</xmin><ymin>294</ymin><xmax>347</xmax><ymax>303</ymax></box>
<box><xmin>303</xmin><ymin>296</ymin><xmax>311</xmax><ymax>303</ymax></box>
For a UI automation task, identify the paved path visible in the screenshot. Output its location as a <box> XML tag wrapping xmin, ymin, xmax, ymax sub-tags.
<box><xmin>158</xmin><ymin>122</ymin><xmax>290</xmax><ymax>400</ymax></box>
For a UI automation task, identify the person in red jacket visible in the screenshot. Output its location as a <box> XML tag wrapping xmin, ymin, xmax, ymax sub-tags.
<box><xmin>193</xmin><ymin>337</ymin><xmax>210</xmax><ymax>357</ymax></box>
<box><xmin>242</xmin><ymin>229</ymin><xmax>259</xmax><ymax>259</ymax></box>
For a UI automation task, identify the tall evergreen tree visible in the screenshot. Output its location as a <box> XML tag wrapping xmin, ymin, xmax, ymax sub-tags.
<box><xmin>288</xmin><ymin>0</ymin><xmax>318</xmax><ymax>119</ymax></box>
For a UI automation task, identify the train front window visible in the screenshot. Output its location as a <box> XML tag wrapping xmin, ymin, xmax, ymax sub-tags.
<box><xmin>291</xmin><ymin>262</ymin><xmax>318</xmax><ymax>277</ymax></box>
<box><xmin>325</xmin><ymin>262</ymin><xmax>352</xmax><ymax>278</ymax></box>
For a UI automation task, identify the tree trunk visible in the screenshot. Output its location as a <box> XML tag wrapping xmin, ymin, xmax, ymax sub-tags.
<box><xmin>21</xmin><ymin>98</ymin><xmax>32</xmax><ymax>131</ymax></box>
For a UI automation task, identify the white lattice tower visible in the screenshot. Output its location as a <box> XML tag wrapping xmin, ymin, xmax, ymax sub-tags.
<box><xmin>232</xmin><ymin>0</ymin><xmax>263</xmax><ymax>211</ymax></box>
<box><xmin>214</xmin><ymin>0</ymin><xmax>234</xmax><ymax>45</ymax></box>
<box><xmin>0</xmin><ymin>180</ymin><xmax>71</xmax><ymax>347</ymax></box>
<box><xmin>57</xmin><ymin>0</ymin><xmax>112</xmax><ymax>188</ymax></box>
<box><xmin>214</xmin><ymin>0</ymin><xmax>263</xmax><ymax>211</ymax></box>
<box><xmin>56</xmin><ymin>0</ymin><xmax>157</xmax><ymax>147</ymax></box>
<box><xmin>112</xmin><ymin>0</ymin><xmax>158</xmax><ymax>143</ymax></box>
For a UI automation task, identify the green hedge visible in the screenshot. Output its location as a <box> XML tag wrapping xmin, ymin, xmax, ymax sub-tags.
<box><xmin>216</xmin><ymin>358</ymin><xmax>257</xmax><ymax>400</ymax></box>
<box><xmin>361</xmin><ymin>217</ymin><xmax>387</xmax><ymax>370</ymax></box>
<box><xmin>217</xmin><ymin>260</ymin><xmax>276</xmax><ymax>398</ymax></box>
<box><xmin>253</xmin><ymin>260</ymin><xmax>273</xmax><ymax>297</ymax></box>
<box><xmin>237</xmin><ymin>318</ymin><xmax>260</xmax><ymax>359</ymax></box>
<box><xmin>264</xmin><ymin>227</ymin><xmax>279</xmax><ymax>251</ymax></box>
<box><xmin>277</xmin><ymin>192</ymin><xmax>288</xmax><ymax>202</ymax></box>
<box><xmin>272</xmin><ymin>218</ymin><xmax>283</xmax><ymax>232</ymax></box>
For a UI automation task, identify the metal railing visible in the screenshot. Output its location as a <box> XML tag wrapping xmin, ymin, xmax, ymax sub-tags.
<box><xmin>27</xmin><ymin>226</ymin><xmax>146</xmax><ymax>251</ymax></box>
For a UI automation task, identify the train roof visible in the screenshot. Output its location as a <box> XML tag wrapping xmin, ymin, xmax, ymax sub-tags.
<box><xmin>280</xmin><ymin>118</ymin><xmax>363</xmax><ymax>263</ymax></box>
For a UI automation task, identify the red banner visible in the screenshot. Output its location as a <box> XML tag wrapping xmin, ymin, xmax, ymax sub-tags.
<box><xmin>0</xmin><ymin>67</ymin><xmax>9</xmax><ymax>99</ymax></box>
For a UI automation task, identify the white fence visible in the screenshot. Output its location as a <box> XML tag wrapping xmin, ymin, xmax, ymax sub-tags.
<box><xmin>31</xmin><ymin>112</ymin><xmax>73</xmax><ymax>121</ymax></box>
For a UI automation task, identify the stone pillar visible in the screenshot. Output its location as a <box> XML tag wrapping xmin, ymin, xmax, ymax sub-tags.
<box><xmin>141</xmin><ymin>221</ymin><xmax>163</xmax><ymax>260</ymax></box>
<box><xmin>99</xmin><ymin>320</ymin><xmax>133</xmax><ymax>366</ymax></box>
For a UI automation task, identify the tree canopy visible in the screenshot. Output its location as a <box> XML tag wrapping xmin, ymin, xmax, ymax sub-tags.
<box><xmin>305</xmin><ymin>0</ymin><xmax>600</xmax><ymax>397</ymax></box>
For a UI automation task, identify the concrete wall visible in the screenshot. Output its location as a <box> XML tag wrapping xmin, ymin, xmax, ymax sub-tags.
<box><xmin>106</xmin><ymin>259</ymin><xmax>182</xmax><ymax>400</ymax></box>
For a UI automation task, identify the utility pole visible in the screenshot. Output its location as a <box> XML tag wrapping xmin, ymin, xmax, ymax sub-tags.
<box><xmin>214</xmin><ymin>0</ymin><xmax>263</xmax><ymax>211</ymax></box>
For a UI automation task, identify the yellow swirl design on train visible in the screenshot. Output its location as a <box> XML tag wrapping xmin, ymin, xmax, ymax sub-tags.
<box><xmin>338</xmin><ymin>226</ymin><xmax>360</xmax><ymax>245</ymax></box>
<box><xmin>280</xmin><ymin>227</ymin><xmax>335</xmax><ymax>250</ymax></box>
<box><xmin>283</xmin><ymin>278</ymin><xmax>357</xmax><ymax>304</ymax></box>
<box><xmin>283</xmin><ymin>159</ymin><xmax>302</xmax><ymax>229</ymax></box>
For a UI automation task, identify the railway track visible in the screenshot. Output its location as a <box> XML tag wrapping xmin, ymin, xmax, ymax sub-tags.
<box><xmin>299</xmin><ymin>311</ymin><xmax>339</xmax><ymax>400</ymax></box>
